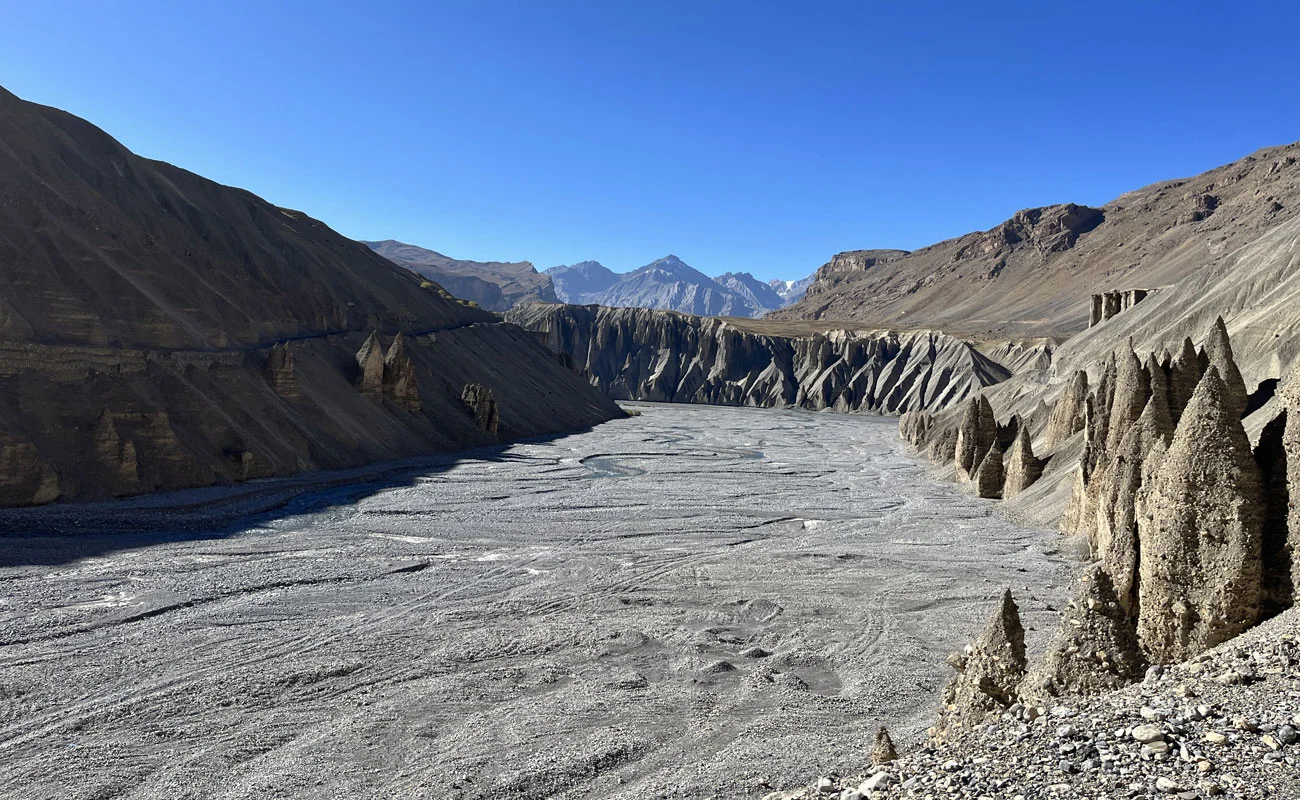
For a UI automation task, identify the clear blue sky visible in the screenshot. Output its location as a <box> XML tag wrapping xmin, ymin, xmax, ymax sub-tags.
<box><xmin>4</xmin><ymin>1</ymin><xmax>1299</xmax><ymax>281</ymax></box>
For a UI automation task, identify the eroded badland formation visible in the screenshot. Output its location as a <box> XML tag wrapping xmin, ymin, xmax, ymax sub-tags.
<box><xmin>1</xmin><ymin>80</ymin><xmax>1299</xmax><ymax>799</ymax></box>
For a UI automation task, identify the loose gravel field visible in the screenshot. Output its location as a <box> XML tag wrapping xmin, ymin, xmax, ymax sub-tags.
<box><xmin>0</xmin><ymin>404</ymin><xmax>1069</xmax><ymax>799</ymax></box>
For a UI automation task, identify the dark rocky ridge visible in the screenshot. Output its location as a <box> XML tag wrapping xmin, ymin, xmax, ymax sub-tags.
<box><xmin>507</xmin><ymin>303</ymin><xmax>1022</xmax><ymax>414</ymax></box>
<box><xmin>0</xmin><ymin>86</ymin><xmax>623</xmax><ymax>505</ymax></box>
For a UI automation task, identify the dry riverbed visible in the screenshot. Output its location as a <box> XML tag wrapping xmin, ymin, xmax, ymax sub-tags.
<box><xmin>0</xmin><ymin>403</ymin><xmax>1070</xmax><ymax>799</ymax></box>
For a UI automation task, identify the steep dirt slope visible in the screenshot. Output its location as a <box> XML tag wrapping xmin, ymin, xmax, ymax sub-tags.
<box><xmin>0</xmin><ymin>88</ymin><xmax>493</xmax><ymax>348</ymax></box>
<box><xmin>364</xmin><ymin>239</ymin><xmax>558</xmax><ymax>311</ymax></box>
<box><xmin>0</xmin><ymin>86</ymin><xmax>622</xmax><ymax>506</ymax></box>
<box><xmin>773</xmin><ymin>143</ymin><xmax>1300</xmax><ymax>339</ymax></box>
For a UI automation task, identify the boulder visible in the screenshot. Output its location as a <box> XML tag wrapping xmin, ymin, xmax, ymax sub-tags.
<box><xmin>871</xmin><ymin>726</ymin><xmax>898</xmax><ymax>765</ymax></box>
<box><xmin>1137</xmin><ymin>367</ymin><xmax>1264</xmax><ymax>663</ymax></box>
<box><xmin>935</xmin><ymin>590</ymin><xmax>1027</xmax><ymax>739</ymax></box>
<box><xmin>1024</xmin><ymin>566</ymin><xmax>1145</xmax><ymax>699</ymax></box>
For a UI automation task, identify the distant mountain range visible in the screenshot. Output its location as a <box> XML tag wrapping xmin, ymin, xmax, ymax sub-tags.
<box><xmin>547</xmin><ymin>255</ymin><xmax>812</xmax><ymax>318</ymax></box>
<box><xmin>367</xmin><ymin>240</ymin><xmax>811</xmax><ymax>319</ymax></box>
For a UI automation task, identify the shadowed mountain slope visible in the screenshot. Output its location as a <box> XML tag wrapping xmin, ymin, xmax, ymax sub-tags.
<box><xmin>0</xmin><ymin>86</ymin><xmax>622</xmax><ymax>506</ymax></box>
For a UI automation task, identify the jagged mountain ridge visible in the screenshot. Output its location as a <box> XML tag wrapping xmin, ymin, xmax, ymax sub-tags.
<box><xmin>507</xmin><ymin>304</ymin><xmax>1018</xmax><ymax>414</ymax></box>
<box><xmin>0</xmin><ymin>86</ymin><xmax>623</xmax><ymax>505</ymax></box>
<box><xmin>773</xmin><ymin>143</ymin><xmax>1300</xmax><ymax>339</ymax></box>
<box><xmin>364</xmin><ymin>239</ymin><xmax>558</xmax><ymax>312</ymax></box>
<box><xmin>547</xmin><ymin>255</ymin><xmax>813</xmax><ymax>318</ymax></box>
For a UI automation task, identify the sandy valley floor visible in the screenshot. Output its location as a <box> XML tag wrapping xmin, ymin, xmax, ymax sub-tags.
<box><xmin>0</xmin><ymin>404</ymin><xmax>1070</xmax><ymax>799</ymax></box>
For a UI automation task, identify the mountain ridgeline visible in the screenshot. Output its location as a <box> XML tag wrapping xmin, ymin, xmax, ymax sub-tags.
<box><xmin>507</xmin><ymin>304</ymin><xmax>1025</xmax><ymax>414</ymax></box>
<box><xmin>0</xmin><ymin>86</ymin><xmax>623</xmax><ymax>506</ymax></box>
<box><xmin>547</xmin><ymin>255</ymin><xmax>806</xmax><ymax>318</ymax></box>
<box><xmin>774</xmin><ymin>145</ymin><xmax>1300</xmax><ymax>339</ymax></box>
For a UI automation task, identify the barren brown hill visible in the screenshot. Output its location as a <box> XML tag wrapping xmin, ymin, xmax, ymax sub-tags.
<box><xmin>0</xmin><ymin>86</ymin><xmax>622</xmax><ymax>506</ymax></box>
<box><xmin>772</xmin><ymin>143</ymin><xmax>1300</xmax><ymax>339</ymax></box>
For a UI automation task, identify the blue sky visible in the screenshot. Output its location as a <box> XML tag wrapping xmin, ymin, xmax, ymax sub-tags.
<box><xmin>4</xmin><ymin>1</ymin><xmax>1299</xmax><ymax>282</ymax></box>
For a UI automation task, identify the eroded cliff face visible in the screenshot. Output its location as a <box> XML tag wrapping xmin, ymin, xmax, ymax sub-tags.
<box><xmin>507</xmin><ymin>304</ymin><xmax>1017</xmax><ymax>415</ymax></box>
<box><xmin>903</xmin><ymin>318</ymin><xmax>1300</xmax><ymax>727</ymax></box>
<box><xmin>0</xmin><ymin>326</ymin><xmax>623</xmax><ymax>506</ymax></box>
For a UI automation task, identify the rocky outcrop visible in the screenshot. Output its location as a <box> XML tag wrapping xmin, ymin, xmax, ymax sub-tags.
<box><xmin>1043</xmin><ymin>369</ymin><xmax>1088</xmax><ymax>448</ymax></box>
<box><xmin>1205</xmin><ymin>316</ymin><xmax>1249</xmax><ymax>420</ymax></box>
<box><xmin>1104</xmin><ymin>348</ymin><xmax>1151</xmax><ymax>455</ymax></box>
<box><xmin>1256</xmin><ymin>409</ymin><xmax>1292</xmax><ymax>614</ymax></box>
<box><xmin>508</xmin><ymin>304</ymin><xmax>1018</xmax><ymax>415</ymax></box>
<box><xmin>263</xmin><ymin>343</ymin><xmax>301</xmax><ymax>401</ymax></box>
<box><xmin>383</xmin><ymin>332</ymin><xmax>422</xmax><ymax>413</ymax></box>
<box><xmin>461</xmin><ymin>383</ymin><xmax>500</xmax><ymax>437</ymax></box>
<box><xmin>93</xmin><ymin>413</ymin><xmax>141</xmax><ymax>496</ymax></box>
<box><xmin>1092</xmin><ymin>382</ymin><xmax>1174</xmax><ymax>613</ymax></box>
<box><xmin>954</xmin><ymin>396</ymin><xmax>999</xmax><ymax>482</ymax></box>
<box><xmin>1088</xmin><ymin>290</ymin><xmax>1149</xmax><ymax>327</ymax></box>
<box><xmin>1166</xmin><ymin>337</ymin><xmax>1202</xmax><ymax>426</ymax></box>
<box><xmin>1279</xmin><ymin>361</ymin><xmax>1300</xmax><ymax>610</ymax></box>
<box><xmin>935</xmin><ymin>590</ymin><xmax>1027</xmax><ymax>740</ymax></box>
<box><xmin>971</xmin><ymin>439</ymin><xmax>1004</xmax><ymax>499</ymax></box>
<box><xmin>1002</xmin><ymin>427</ymin><xmax>1043</xmax><ymax>499</ymax></box>
<box><xmin>0</xmin><ymin>435</ymin><xmax>59</xmax><ymax>507</ymax></box>
<box><xmin>1137</xmin><ymin>367</ymin><xmax>1264</xmax><ymax>663</ymax></box>
<box><xmin>1024</xmin><ymin>566</ymin><xmax>1145</xmax><ymax>700</ymax></box>
<box><xmin>355</xmin><ymin>331</ymin><xmax>387</xmax><ymax>400</ymax></box>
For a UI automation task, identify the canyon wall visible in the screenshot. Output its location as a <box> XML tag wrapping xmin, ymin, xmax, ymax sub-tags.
<box><xmin>507</xmin><ymin>304</ymin><xmax>1024</xmax><ymax>414</ymax></box>
<box><xmin>901</xmin><ymin>316</ymin><xmax>1300</xmax><ymax>728</ymax></box>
